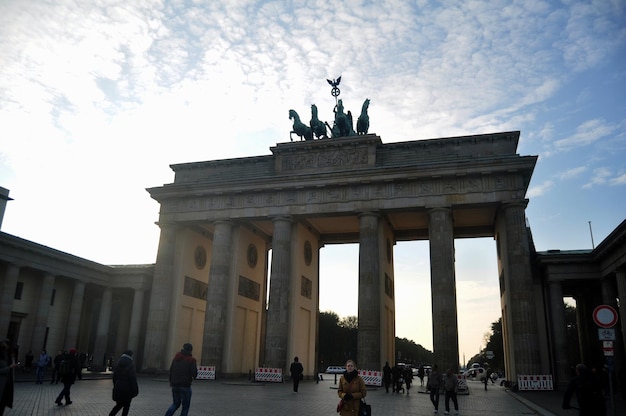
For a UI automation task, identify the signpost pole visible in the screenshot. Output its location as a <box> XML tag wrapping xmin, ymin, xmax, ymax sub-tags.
<box><xmin>593</xmin><ymin>305</ymin><xmax>618</xmax><ymax>416</ymax></box>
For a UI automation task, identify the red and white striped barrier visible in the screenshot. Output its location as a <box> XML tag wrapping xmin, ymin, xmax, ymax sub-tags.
<box><xmin>255</xmin><ymin>367</ymin><xmax>283</xmax><ymax>383</ymax></box>
<box><xmin>197</xmin><ymin>366</ymin><xmax>216</xmax><ymax>380</ymax></box>
<box><xmin>359</xmin><ymin>369</ymin><xmax>382</xmax><ymax>386</ymax></box>
<box><xmin>517</xmin><ymin>374</ymin><xmax>553</xmax><ymax>390</ymax></box>
<box><xmin>456</xmin><ymin>374</ymin><xmax>469</xmax><ymax>394</ymax></box>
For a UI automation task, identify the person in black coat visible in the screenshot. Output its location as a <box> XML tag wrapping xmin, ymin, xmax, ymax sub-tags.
<box><xmin>562</xmin><ymin>363</ymin><xmax>606</xmax><ymax>416</ymax></box>
<box><xmin>289</xmin><ymin>356</ymin><xmax>304</xmax><ymax>392</ymax></box>
<box><xmin>0</xmin><ymin>341</ymin><xmax>18</xmax><ymax>416</ymax></box>
<box><xmin>109</xmin><ymin>350</ymin><xmax>139</xmax><ymax>416</ymax></box>
<box><xmin>54</xmin><ymin>348</ymin><xmax>80</xmax><ymax>406</ymax></box>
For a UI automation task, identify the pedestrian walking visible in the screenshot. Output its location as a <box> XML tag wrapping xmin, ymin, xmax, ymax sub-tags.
<box><xmin>0</xmin><ymin>341</ymin><xmax>19</xmax><ymax>416</ymax></box>
<box><xmin>54</xmin><ymin>348</ymin><xmax>79</xmax><ymax>406</ymax></box>
<box><xmin>443</xmin><ymin>368</ymin><xmax>459</xmax><ymax>415</ymax></box>
<box><xmin>109</xmin><ymin>350</ymin><xmax>139</xmax><ymax>416</ymax></box>
<box><xmin>35</xmin><ymin>349</ymin><xmax>50</xmax><ymax>384</ymax></box>
<box><xmin>51</xmin><ymin>351</ymin><xmax>62</xmax><ymax>384</ymax></box>
<box><xmin>418</xmin><ymin>365</ymin><xmax>425</xmax><ymax>386</ymax></box>
<box><xmin>289</xmin><ymin>356</ymin><xmax>304</xmax><ymax>393</ymax></box>
<box><xmin>382</xmin><ymin>362</ymin><xmax>392</xmax><ymax>393</ymax></box>
<box><xmin>562</xmin><ymin>363</ymin><xmax>606</xmax><ymax>416</ymax></box>
<box><xmin>427</xmin><ymin>365</ymin><xmax>442</xmax><ymax>413</ymax></box>
<box><xmin>164</xmin><ymin>343</ymin><xmax>198</xmax><ymax>416</ymax></box>
<box><xmin>404</xmin><ymin>366</ymin><xmax>413</xmax><ymax>394</ymax></box>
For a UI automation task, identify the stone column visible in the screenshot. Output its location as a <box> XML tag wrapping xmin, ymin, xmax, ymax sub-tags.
<box><xmin>143</xmin><ymin>224</ymin><xmax>177</xmax><ymax>371</ymax></box>
<box><xmin>357</xmin><ymin>212</ymin><xmax>381</xmax><ymax>371</ymax></box>
<box><xmin>0</xmin><ymin>263</ymin><xmax>20</xmax><ymax>339</ymax></box>
<box><xmin>548</xmin><ymin>281</ymin><xmax>570</xmax><ymax>388</ymax></box>
<box><xmin>617</xmin><ymin>271</ymin><xmax>626</xmax><ymax>368</ymax></box>
<box><xmin>264</xmin><ymin>216</ymin><xmax>293</xmax><ymax>370</ymax></box>
<box><xmin>202</xmin><ymin>220</ymin><xmax>234</xmax><ymax>371</ymax></box>
<box><xmin>64</xmin><ymin>281</ymin><xmax>85</xmax><ymax>349</ymax></box>
<box><xmin>92</xmin><ymin>286</ymin><xmax>112</xmax><ymax>371</ymax></box>
<box><xmin>31</xmin><ymin>273</ymin><xmax>55</xmax><ymax>351</ymax></box>
<box><xmin>501</xmin><ymin>201</ymin><xmax>541</xmax><ymax>374</ymax></box>
<box><xmin>602</xmin><ymin>274</ymin><xmax>625</xmax><ymax>381</ymax></box>
<box><xmin>127</xmin><ymin>289</ymin><xmax>145</xmax><ymax>355</ymax></box>
<box><xmin>428</xmin><ymin>207</ymin><xmax>459</xmax><ymax>371</ymax></box>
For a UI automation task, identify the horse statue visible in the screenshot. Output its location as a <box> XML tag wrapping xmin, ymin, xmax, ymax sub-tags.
<box><xmin>333</xmin><ymin>99</ymin><xmax>356</xmax><ymax>137</ymax></box>
<box><xmin>356</xmin><ymin>98</ymin><xmax>370</xmax><ymax>135</ymax></box>
<box><xmin>289</xmin><ymin>109</ymin><xmax>313</xmax><ymax>141</ymax></box>
<box><xmin>310</xmin><ymin>104</ymin><xmax>328</xmax><ymax>139</ymax></box>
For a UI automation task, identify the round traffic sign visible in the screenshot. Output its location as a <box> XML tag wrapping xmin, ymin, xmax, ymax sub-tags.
<box><xmin>593</xmin><ymin>305</ymin><xmax>618</xmax><ymax>328</ymax></box>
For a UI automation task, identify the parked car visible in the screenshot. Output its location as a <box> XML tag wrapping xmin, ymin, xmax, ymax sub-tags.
<box><xmin>464</xmin><ymin>367</ymin><xmax>486</xmax><ymax>380</ymax></box>
<box><xmin>325</xmin><ymin>366</ymin><xmax>345</xmax><ymax>374</ymax></box>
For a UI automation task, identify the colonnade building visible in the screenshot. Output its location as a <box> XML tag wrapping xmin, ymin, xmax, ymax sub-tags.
<box><xmin>0</xmin><ymin>132</ymin><xmax>624</xmax><ymax>391</ymax></box>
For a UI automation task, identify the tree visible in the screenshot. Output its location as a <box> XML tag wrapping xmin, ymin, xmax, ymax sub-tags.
<box><xmin>395</xmin><ymin>337</ymin><xmax>434</xmax><ymax>365</ymax></box>
<box><xmin>467</xmin><ymin>318</ymin><xmax>504</xmax><ymax>372</ymax></box>
<box><xmin>318</xmin><ymin>311</ymin><xmax>357</xmax><ymax>367</ymax></box>
<box><xmin>318</xmin><ymin>311</ymin><xmax>433</xmax><ymax>370</ymax></box>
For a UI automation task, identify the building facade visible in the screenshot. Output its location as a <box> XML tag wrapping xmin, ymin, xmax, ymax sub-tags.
<box><xmin>0</xmin><ymin>133</ymin><xmax>624</xmax><ymax>390</ymax></box>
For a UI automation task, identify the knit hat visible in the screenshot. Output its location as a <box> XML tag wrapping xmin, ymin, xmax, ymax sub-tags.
<box><xmin>69</xmin><ymin>348</ymin><xmax>77</xmax><ymax>354</ymax></box>
<box><xmin>183</xmin><ymin>343</ymin><xmax>193</xmax><ymax>352</ymax></box>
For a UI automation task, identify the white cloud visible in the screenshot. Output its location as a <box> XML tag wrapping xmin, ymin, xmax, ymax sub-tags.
<box><xmin>559</xmin><ymin>166</ymin><xmax>588</xmax><ymax>180</ymax></box>
<box><xmin>610</xmin><ymin>174</ymin><xmax>626</xmax><ymax>186</ymax></box>
<box><xmin>553</xmin><ymin>119</ymin><xmax>617</xmax><ymax>152</ymax></box>
<box><xmin>528</xmin><ymin>180</ymin><xmax>555</xmax><ymax>198</ymax></box>
<box><xmin>582</xmin><ymin>167</ymin><xmax>611</xmax><ymax>189</ymax></box>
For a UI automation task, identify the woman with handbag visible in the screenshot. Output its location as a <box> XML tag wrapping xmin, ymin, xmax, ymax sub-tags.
<box><xmin>337</xmin><ymin>360</ymin><xmax>367</xmax><ymax>415</ymax></box>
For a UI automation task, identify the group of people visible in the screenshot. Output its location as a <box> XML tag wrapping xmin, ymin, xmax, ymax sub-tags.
<box><xmin>382</xmin><ymin>362</ymin><xmax>414</xmax><ymax>394</ymax></box>
<box><xmin>0</xmin><ymin>341</ymin><xmax>198</xmax><ymax>416</ymax></box>
<box><xmin>2</xmin><ymin>340</ymin><xmax>611</xmax><ymax>416</ymax></box>
<box><xmin>426</xmin><ymin>365</ymin><xmax>460</xmax><ymax>415</ymax></box>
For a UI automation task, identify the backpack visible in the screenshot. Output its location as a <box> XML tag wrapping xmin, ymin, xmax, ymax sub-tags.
<box><xmin>60</xmin><ymin>358</ymin><xmax>72</xmax><ymax>376</ymax></box>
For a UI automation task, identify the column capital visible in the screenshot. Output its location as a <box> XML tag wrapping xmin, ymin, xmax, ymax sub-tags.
<box><xmin>212</xmin><ymin>219</ymin><xmax>234</xmax><ymax>226</ymax></box>
<box><xmin>501</xmin><ymin>199</ymin><xmax>529</xmax><ymax>210</ymax></box>
<box><xmin>270</xmin><ymin>215</ymin><xmax>293</xmax><ymax>224</ymax></box>
<box><xmin>155</xmin><ymin>221</ymin><xmax>180</xmax><ymax>230</ymax></box>
<box><xmin>427</xmin><ymin>206</ymin><xmax>452</xmax><ymax>216</ymax></box>
<box><xmin>357</xmin><ymin>210</ymin><xmax>380</xmax><ymax>219</ymax></box>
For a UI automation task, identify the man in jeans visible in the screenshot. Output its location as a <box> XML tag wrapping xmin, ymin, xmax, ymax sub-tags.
<box><xmin>427</xmin><ymin>365</ymin><xmax>442</xmax><ymax>414</ymax></box>
<box><xmin>164</xmin><ymin>343</ymin><xmax>198</xmax><ymax>416</ymax></box>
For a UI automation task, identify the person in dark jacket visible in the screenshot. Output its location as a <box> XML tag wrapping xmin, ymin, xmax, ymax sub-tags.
<box><xmin>0</xmin><ymin>341</ymin><xmax>18</xmax><ymax>416</ymax></box>
<box><xmin>51</xmin><ymin>351</ymin><xmax>63</xmax><ymax>384</ymax></box>
<box><xmin>427</xmin><ymin>365</ymin><xmax>442</xmax><ymax>413</ymax></box>
<box><xmin>109</xmin><ymin>350</ymin><xmax>139</xmax><ymax>416</ymax></box>
<box><xmin>382</xmin><ymin>362</ymin><xmax>392</xmax><ymax>393</ymax></box>
<box><xmin>164</xmin><ymin>343</ymin><xmax>198</xmax><ymax>416</ymax></box>
<box><xmin>562</xmin><ymin>363</ymin><xmax>606</xmax><ymax>416</ymax></box>
<box><xmin>54</xmin><ymin>348</ymin><xmax>79</xmax><ymax>406</ymax></box>
<box><xmin>289</xmin><ymin>356</ymin><xmax>304</xmax><ymax>392</ymax></box>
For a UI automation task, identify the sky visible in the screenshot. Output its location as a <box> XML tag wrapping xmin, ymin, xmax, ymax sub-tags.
<box><xmin>1</xmin><ymin>0</ymin><xmax>625</xmax><ymax>366</ymax></box>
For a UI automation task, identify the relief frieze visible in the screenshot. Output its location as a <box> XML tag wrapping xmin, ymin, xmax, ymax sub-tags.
<box><xmin>443</xmin><ymin>181</ymin><xmax>457</xmax><ymax>192</ymax></box>
<box><xmin>281</xmin><ymin>147</ymin><xmax>368</xmax><ymax>171</ymax></box>
<box><xmin>160</xmin><ymin>173</ymin><xmax>517</xmax><ymax>214</ymax></box>
<box><xmin>466</xmin><ymin>178</ymin><xmax>481</xmax><ymax>192</ymax></box>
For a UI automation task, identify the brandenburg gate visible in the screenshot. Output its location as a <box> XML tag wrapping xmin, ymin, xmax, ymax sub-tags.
<box><xmin>142</xmin><ymin>131</ymin><xmax>543</xmax><ymax>379</ymax></box>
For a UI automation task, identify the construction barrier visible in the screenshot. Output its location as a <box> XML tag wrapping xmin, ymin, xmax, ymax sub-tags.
<box><xmin>457</xmin><ymin>374</ymin><xmax>469</xmax><ymax>394</ymax></box>
<box><xmin>517</xmin><ymin>374</ymin><xmax>553</xmax><ymax>391</ymax></box>
<box><xmin>359</xmin><ymin>369</ymin><xmax>382</xmax><ymax>386</ymax></box>
<box><xmin>255</xmin><ymin>367</ymin><xmax>283</xmax><ymax>383</ymax></box>
<box><xmin>197</xmin><ymin>366</ymin><xmax>216</xmax><ymax>380</ymax></box>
